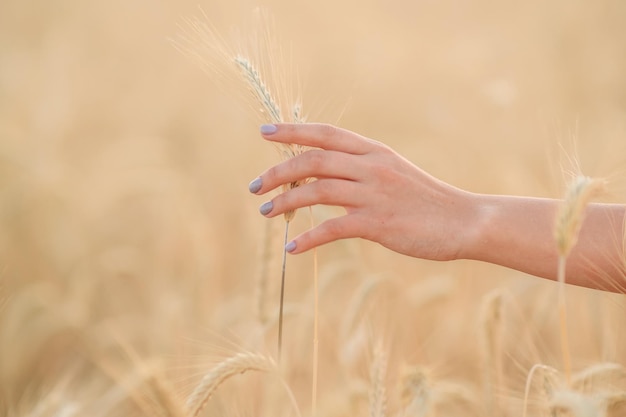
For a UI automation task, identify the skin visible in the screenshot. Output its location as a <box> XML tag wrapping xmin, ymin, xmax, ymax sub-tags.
<box><xmin>250</xmin><ymin>123</ymin><xmax>626</xmax><ymax>293</ymax></box>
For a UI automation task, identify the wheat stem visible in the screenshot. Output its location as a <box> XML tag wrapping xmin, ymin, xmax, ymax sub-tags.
<box><xmin>310</xmin><ymin>206</ymin><xmax>319</xmax><ymax>417</ymax></box>
<box><xmin>522</xmin><ymin>364</ymin><xmax>560</xmax><ymax>417</ymax></box>
<box><xmin>370</xmin><ymin>343</ymin><xmax>387</xmax><ymax>417</ymax></box>
<box><xmin>557</xmin><ymin>255</ymin><xmax>572</xmax><ymax>383</ymax></box>
<box><xmin>480</xmin><ymin>290</ymin><xmax>504</xmax><ymax>416</ymax></box>
<box><xmin>554</xmin><ymin>176</ymin><xmax>604</xmax><ymax>383</ymax></box>
<box><xmin>278</xmin><ymin>220</ymin><xmax>290</xmax><ymax>362</ymax></box>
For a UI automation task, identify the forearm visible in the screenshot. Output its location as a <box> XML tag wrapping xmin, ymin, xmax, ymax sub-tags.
<box><xmin>462</xmin><ymin>193</ymin><xmax>626</xmax><ymax>292</ymax></box>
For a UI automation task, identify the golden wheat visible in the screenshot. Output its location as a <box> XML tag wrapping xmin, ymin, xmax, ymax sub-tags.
<box><xmin>549</xmin><ymin>389</ymin><xmax>601</xmax><ymax>417</ymax></box>
<box><xmin>369</xmin><ymin>343</ymin><xmax>387</xmax><ymax>417</ymax></box>
<box><xmin>398</xmin><ymin>366</ymin><xmax>431</xmax><ymax>416</ymax></box>
<box><xmin>554</xmin><ymin>175</ymin><xmax>605</xmax><ymax>383</ymax></box>
<box><xmin>2</xmin><ymin>3</ymin><xmax>626</xmax><ymax>417</ymax></box>
<box><xmin>554</xmin><ymin>176</ymin><xmax>606</xmax><ymax>258</ymax></box>
<box><xmin>571</xmin><ymin>362</ymin><xmax>626</xmax><ymax>392</ymax></box>
<box><xmin>185</xmin><ymin>352</ymin><xmax>276</xmax><ymax>417</ymax></box>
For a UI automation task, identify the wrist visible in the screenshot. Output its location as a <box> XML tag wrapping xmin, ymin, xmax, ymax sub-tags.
<box><xmin>455</xmin><ymin>192</ymin><xmax>497</xmax><ymax>262</ymax></box>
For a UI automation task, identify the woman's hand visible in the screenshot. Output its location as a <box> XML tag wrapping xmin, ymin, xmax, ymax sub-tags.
<box><xmin>249</xmin><ymin>123</ymin><xmax>481</xmax><ymax>261</ymax></box>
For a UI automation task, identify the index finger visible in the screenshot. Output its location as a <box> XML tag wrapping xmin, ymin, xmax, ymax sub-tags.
<box><xmin>260</xmin><ymin>123</ymin><xmax>378</xmax><ymax>155</ymax></box>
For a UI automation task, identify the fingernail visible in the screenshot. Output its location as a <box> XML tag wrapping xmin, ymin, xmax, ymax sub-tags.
<box><xmin>248</xmin><ymin>177</ymin><xmax>262</xmax><ymax>193</ymax></box>
<box><xmin>285</xmin><ymin>240</ymin><xmax>297</xmax><ymax>253</ymax></box>
<box><xmin>260</xmin><ymin>124</ymin><xmax>277</xmax><ymax>135</ymax></box>
<box><xmin>259</xmin><ymin>201</ymin><xmax>273</xmax><ymax>215</ymax></box>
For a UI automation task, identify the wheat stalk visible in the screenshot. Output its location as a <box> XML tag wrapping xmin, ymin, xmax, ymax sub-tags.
<box><xmin>310</xmin><ymin>207</ymin><xmax>319</xmax><ymax>417</ymax></box>
<box><xmin>341</xmin><ymin>276</ymin><xmax>383</xmax><ymax>343</ymax></box>
<box><xmin>144</xmin><ymin>372</ymin><xmax>187</xmax><ymax>417</ymax></box>
<box><xmin>554</xmin><ymin>175</ymin><xmax>605</xmax><ymax>383</ymax></box>
<box><xmin>479</xmin><ymin>289</ymin><xmax>504</xmax><ymax>416</ymax></box>
<box><xmin>233</xmin><ymin>55</ymin><xmax>310</xmax><ymax>362</ymax></box>
<box><xmin>254</xmin><ymin>220</ymin><xmax>274</xmax><ymax>326</ymax></box>
<box><xmin>399</xmin><ymin>366</ymin><xmax>431</xmax><ymax>417</ymax></box>
<box><xmin>185</xmin><ymin>352</ymin><xmax>276</xmax><ymax>417</ymax></box>
<box><xmin>523</xmin><ymin>364</ymin><xmax>561</xmax><ymax>417</ymax></box>
<box><xmin>369</xmin><ymin>343</ymin><xmax>387</xmax><ymax>417</ymax></box>
<box><xmin>571</xmin><ymin>362</ymin><xmax>626</xmax><ymax>392</ymax></box>
<box><xmin>176</xmin><ymin>9</ymin><xmax>315</xmax><ymax>410</ymax></box>
<box><xmin>604</xmin><ymin>392</ymin><xmax>626</xmax><ymax>416</ymax></box>
<box><xmin>549</xmin><ymin>390</ymin><xmax>602</xmax><ymax>417</ymax></box>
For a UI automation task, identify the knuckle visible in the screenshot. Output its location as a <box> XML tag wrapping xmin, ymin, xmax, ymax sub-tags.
<box><xmin>322</xmin><ymin>219</ymin><xmax>346</xmax><ymax>238</ymax></box>
<box><xmin>377</xmin><ymin>142</ymin><xmax>395</xmax><ymax>155</ymax></box>
<box><xmin>264</xmin><ymin>164</ymin><xmax>281</xmax><ymax>184</ymax></box>
<box><xmin>371</xmin><ymin>164</ymin><xmax>396</xmax><ymax>181</ymax></box>
<box><xmin>305</xmin><ymin>150</ymin><xmax>326</xmax><ymax>171</ymax></box>
<box><xmin>312</xmin><ymin>181</ymin><xmax>332</xmax><ymax>201</ymax></box>
<box><xmin>317</xmin><ymin>123</ymin><xmax>339</xmax><ymax>140</ymax></box>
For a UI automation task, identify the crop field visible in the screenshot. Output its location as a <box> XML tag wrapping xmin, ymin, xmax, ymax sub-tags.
<box><xmin>1</xmin><ymin>1</ymin><xmax>626</xmax><ymax>416</ymax></box>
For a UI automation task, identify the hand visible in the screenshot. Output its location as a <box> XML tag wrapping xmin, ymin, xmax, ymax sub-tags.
<box><xmin>249</xmin><ymin>123</ymin><xmax>480</xmax><ymax>261</ymax></box>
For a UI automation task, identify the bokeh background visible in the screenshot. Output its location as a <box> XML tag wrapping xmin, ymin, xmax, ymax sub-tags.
<box><xmin>1</xmin><ymin>0</ymin><xmax>625</xmax><ymax>416</ymax></box>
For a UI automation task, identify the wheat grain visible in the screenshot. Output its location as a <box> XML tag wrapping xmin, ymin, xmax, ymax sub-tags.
<box><xmin>604</xmin><ymin>392</ymin><xmax>626</xmax><ymax>417</ymax></box>
<box><xmin>523</xmin><ymin>364</ymin><xmax>562</xmax><ymax>417</ymax></box>
<box><xmin>549</xmin><ymin>389</ymin><xmax>602</xmax><ymax>417</ymax></box>
<box><xmin>234</xmin><ymin>56</ymin><xmax>283</xmax><ymax>124</ymax></box>
<box><xmin>399</xmin><ymin>366</ymin><xmax>431</xmax><ymax>417</ymax></box>
<box><xmin>433</xmin><ymin>381</ymin><xmax>479</xmax><ymax>409</ymax></box>
<box><xmin>185</xmin><ymin>352</ymin><xmax>276</xmax><ymax>417</ymax></box>
<box><xmin>554</xmin><ymin>176</ymin><xmax>606</xmax><ymax>258</ymax></box>
<box><xmin>571</xmin><ymin>362</ymin><xmax>626</xmax><ymax>392</ymax></box>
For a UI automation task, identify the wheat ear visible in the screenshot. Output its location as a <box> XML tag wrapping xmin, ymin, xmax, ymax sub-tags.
<box><xmin>234</xmin><ymin>56</ymin><xmax>282</xmax><ymax>124</ymax></box>
<box><xmin>234</xmin><ymin>55</ymin><xmax>309</xmax><ymax>361</ymax></box>
<box><xmin>399</xmin><ymin>366</ymin><xmax>431</xmax><ymax>416</ymax></box>
<box><xmin>549</xmin><ymin>390</ymin><xmax>602</xmax><ymax>417</ymax></box>
<box><xmin>571</xmin><ymin>362</ymin><xmax>626</xmax><ymax>391</ymax></box>
<box><xmin>479</xmin><ymin>289</ymin><xmax>504</xmax><ymax>416</ymax></box>
<box><xmin>555</xmin><ymin>176</ymin><xmax>606</xmax><ymax>257</ymax></box>
<box><xmin>185</xmin><ymin>352</ymin><xmax>276</xmax><ymax>417</ymax></box>
<box><xmin>554</xmin><ymin>175</ymin><xmax>605</xmax><ymax>382</ymax></box>
<box><xmin>522</xmin><ymin>363</ymin><xmax>561</xmax><ymax>417</ymax></box>
<box><xmin>369</xmin><ymin>343</ymin><xmax>387</xmax><ymax>417</ymax></box>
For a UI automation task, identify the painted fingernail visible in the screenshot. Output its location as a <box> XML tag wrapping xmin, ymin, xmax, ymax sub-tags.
<box><xmin>285</xmin><ymin>240</ymin><xmax>297</xmax><ymax>253</ymax></box>
<box><xmin>259</xmin><ymin>201</ymin><xmax>273</xmax><ymax>215</ymax></box>
<box><xmin>248</xmin><ymin>177</ymin><xmax>262</xmax><ymax>193</ymax></box>
<box><xmin>260</xmin><ymin>124</ymin><xmax>277</xmax><ymax>135</ymax></box>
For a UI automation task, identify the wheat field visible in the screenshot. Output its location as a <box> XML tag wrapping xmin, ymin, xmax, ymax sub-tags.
<box><xmin>1</xmin><ymin>1</ymin><xmax>626</xmax><ymax>416</ymax></box>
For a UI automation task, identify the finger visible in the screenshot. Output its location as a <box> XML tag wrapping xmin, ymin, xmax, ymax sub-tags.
<box><xmin>285</xmin><ymin>214</ymin><xmax>362</xmax><ymax>254</ymax></box>
<box><xmin>259</xmin><ymin>179</ymin><xmax>363</xmax><ymax>218</ymax></box>
<box><xmin>252</xmin><ymin>149</ymin><xmax>365</xmax><ymax>195</ymax></box>
<box><xmin>260</xmin><ymin>123</ymin><xmax>379</xmax><ymax>155</ymax></box>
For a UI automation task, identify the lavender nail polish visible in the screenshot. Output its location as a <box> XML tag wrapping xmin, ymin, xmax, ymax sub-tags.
<box><xmin>259</xmin><ymin>201</ymin><xmax>273</xmax><ymax>215</ymax></box>
<box><xmin>248</xmin><ymin>177</ymin><xmax>262</xmax><ymax>193</ymax></box>
<box><xmin>260</xmin><ymin>124</ymin><xmax>277</xmax><ymax>135</ymax></box>
<box><xmin>285</xmin><ymin>241</ymin><xmax>297</xmax><ymax>253</ymax></box>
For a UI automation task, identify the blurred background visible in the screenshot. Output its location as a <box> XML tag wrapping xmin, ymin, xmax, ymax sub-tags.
<box><xmin>1</xmin><ymin>0</ymin><xmax>625</xmax><ymax>416</ymax></box>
